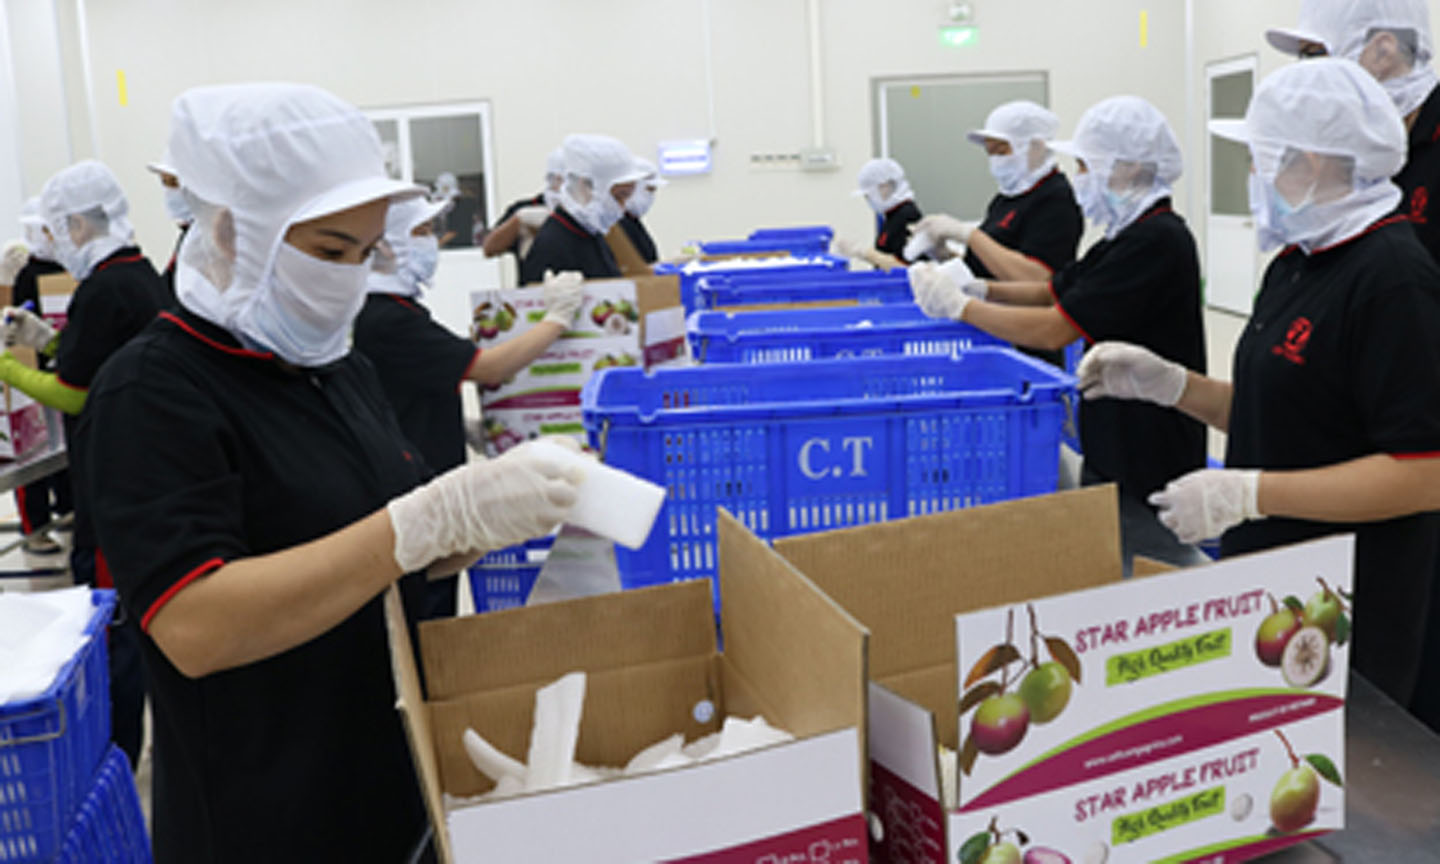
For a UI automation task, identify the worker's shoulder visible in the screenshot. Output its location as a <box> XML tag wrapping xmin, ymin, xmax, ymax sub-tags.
<box><xmin>1344</xmin><ymin>219</ymin><xmax>1440</xmax><ymax>296</ymax></box>
<box><xmin>87</xmin><ymin>315</ymin><xmax>216</xmax><ymax>398</ymax></box>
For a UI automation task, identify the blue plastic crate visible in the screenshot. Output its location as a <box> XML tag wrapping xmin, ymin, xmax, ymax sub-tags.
<box><xmin>654</xmin><ymin>256</ymin><xmax>848</xmax><ymax>314</ymax></box>
<box><xmin>747</xmin><ymin>226</ymin><xmax>834</xmax><ymax>245</ymax></box>
<box><xmin>583</xmin><ymin>348</ymin><xmax>1075</xmax><ymax>593</ymax></box>
<box><xmin>688</xmin><ymin>303</ymin><xmax>1006</xmax><ymax>364</ymax></box>
<box><xmin>699</xmin><ymin>238</ymin><xmax>832</xmax><ymax>257</ymax></box>
<box><xmin>1061</xmin><ymin>340</ymin><xmax>1086</xmax><ymax>453</ymax></box>
<box><xmin>466</xmin><ymin>538</ymin><xmax>555</xmax><ymax>612</ymax></box>
<box><xmin>54</xmin><ymin>746</ymin><xmax>150</xmax><ymax>864</ymax></box>
<box><xmin>0</xmin><ymin>590</ymin><xmax>114</xmax><ymax>864</ymax></box>
<box><xmin>693</xmin><ymin>269</ymin><xmax>915</xmax><ymax>311</ymax></box>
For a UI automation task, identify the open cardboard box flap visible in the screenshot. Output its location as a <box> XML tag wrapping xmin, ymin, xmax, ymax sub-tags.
<box><xmin>387</xmin><ymin>509</ymin><xmax>868</xmax><ymax>863</ymax></box>
<box><xmin>774</xmin><ymin>485</ymin><xmax>1124</xmax><ymax>749</ymax></box>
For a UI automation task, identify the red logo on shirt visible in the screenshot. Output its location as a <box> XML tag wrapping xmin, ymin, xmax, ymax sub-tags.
<box><xmin>1411</xmin><ymin>187</ymin><xmax>1430</xmax><ymax>224</ymax></box>
<box><xmin>877</xmin><ymin>232</ymin><xmax>888</xmax><ymax>247</ymax></box>
<box><xmin>998</xmin><ymin>210</ymin><xmax>1017</xmax><ymax>230</ymax></box>
<box><xmin>1272</xmin><ymin>317</ymin><xmax>1312</xmax><ymax>366</ymax></box>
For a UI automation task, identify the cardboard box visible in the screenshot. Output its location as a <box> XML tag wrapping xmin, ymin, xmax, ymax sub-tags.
<box><xmin>947</xmin><ymin>537</ymin><xmax>1352</xmax><ymax>863</ymax></box>
<box><xmin>0</xmin><ymin>345</ymin><xmax>49</xmax><ymax>460</ymax></box>
<box><xmin>604</xmin><ymin>223</ymin><xmax>653</xmax><ymax>278</ymax></box>
<box><xmin>774</xmin><ymin>486</ymin><xmax>1127</xmax><ymax>863</ymax></box>
<box><xmin>36</xmin><ymin>272</ymin><xmax>76</xmax><ymax>330</ymax></box>
<box><xmin>471</xmin><ymin>276</ymin><xmax>683</xmax><ymax>455</ymax></box>
<box><xmin>387</xmin><ymin>511</ymin><xmax>872</xmax><ymax>863</ymax></box>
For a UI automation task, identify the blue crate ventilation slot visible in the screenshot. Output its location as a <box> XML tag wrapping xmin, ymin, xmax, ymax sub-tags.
<box><xmin>583</xmin><ymin>349</ymin><xmax>1075</xmax><ymax>595</ymax></box>
<box><xmin>655</xmin><ymin>256</ymin><xmax>849</xmax><ymax>315</ymax></box>
<box><xmin>54</xmin><ymin>746</ymin><xmax>151</xmax><ymax>864</ymax></box>
<box><xmin>466</xmin><ymin>538</ymin><xmax>554</xmax><ymax>612</ymax></box>
<box><xmin>688</xmin><ymin>303</ymin><xmax>1006</xmax><ymax>364</ymax></box>
<box><xmin>0</xmin><ymin>591</ymin><xmax>115</xmax><ymax>864</ymax></box>
<box><xmin>693</xmin><ymin>269</ymin><xmax>914</xmax><ymax>311</ymax></box>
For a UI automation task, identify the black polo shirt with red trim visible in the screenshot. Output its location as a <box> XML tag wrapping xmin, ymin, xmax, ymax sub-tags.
<box><xmin>620</xmin><ymin>213</ymin><xmax>659</xmax><ymax>264</ymax></box>
<box><xmin>71</xmin><ymin>307</ymin><xmax>430</xmax><ymax>863</ymax></box>
<box><xmin>1051</xmin><ymin>200</ymin><xmax>1207</xmax><ymax>500</ymax></box>
<box><xmin>1393</xmin><ymin>85</ymin><xmax>1440</xmax><ymax>264</ymax></box>
<box><xmin>53</xmin><ymin>247</ymin><xmax>169</xmax><ymax>557</ymax></box>
<box><xmin>519</xmin><ymin>205</ymin><xmax>621</xmax><ymax>285</ymax></box>
<box><xmin>965</xmin><ymin>169</ymin><xmax>1084</xmax><ymax>278</ymax></box>
<box><xmin>54</xmin><ymin>246</ymin><xmax>168</xmax><ymax>392</ymax></box>
<box><xmin>1221</xmin><ymin>217</ymin><xmax>1440</xmax><ymax>707</ymax></box>
<box><xmin>876</xmin><ymin>199</ymin><xmax>923</xmax><ymax>262</ymax></box>
<box><xmin>353</xmin><ymin>292</ymin><xmax>478</xmax><ymax>475</ymax></box>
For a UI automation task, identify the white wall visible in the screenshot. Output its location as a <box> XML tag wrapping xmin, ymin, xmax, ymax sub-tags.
<box><xmin>61</xmin><ymin>0</ymin><xmax>1185</xmax><ymax>273</ymax></box>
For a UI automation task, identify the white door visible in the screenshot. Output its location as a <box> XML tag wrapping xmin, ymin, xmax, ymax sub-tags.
<box><xmin>1205</xmin><ymin>58</ymin><xmax>1258</xmax><ymax>315</ymax></box>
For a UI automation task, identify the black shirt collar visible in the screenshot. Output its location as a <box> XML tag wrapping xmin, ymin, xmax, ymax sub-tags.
<box><xmin>1409</xmin><ymin>84</ymin><xmax>1440</xmax><ymax>150</ymax></box>
<box><xmin>551</xmin><ymin>206</ymin><xmax>599</xmax><ymax>239</ymax></box>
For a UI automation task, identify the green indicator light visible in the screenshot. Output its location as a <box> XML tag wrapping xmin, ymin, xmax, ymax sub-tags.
<box><xmin>939</xmin><ymin>26</ymin><xmax>978</xmax><ymax>47</ymax></box>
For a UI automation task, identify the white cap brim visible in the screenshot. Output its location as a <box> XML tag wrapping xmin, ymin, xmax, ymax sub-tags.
<box><xmin>1048</xmin><ymin>140</ymin><xmax>1084</xmax><ymax>160</ymax></box>
<box><xmin>146</xmin><ymin>161</ymin><xmax>176</xmax><ymax>178</ymax></box>
<box><xmin>1208</xmin><ymin>119</ymin><xmax>1251</xmax><ymax>144</ymax></box>
<box><xmin>293</xmin><ymin>176</ymin><xmax>426</xmax><ymax>223</ymax></box>
<box><xmin>965</xmin><ymin>128</ymin><xmax>1010</xmax><ymax>146</ymax></box>
<box><xmin>404</xmin><ymin>197</ymin><xmax>454</xmax><ymax>233</ymax></box>
<box><xmin>1265</xmin><ymin>26</ymin><xmax>1328</xmax><ymax>56</ymax></box>
<box><xmin>610</xmin><ymin>168</ymin><xmax>649</xmax><ymax>188</ymax></box>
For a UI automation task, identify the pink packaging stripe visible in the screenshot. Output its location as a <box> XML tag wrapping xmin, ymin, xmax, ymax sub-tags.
<box><xmin>664</xmin><ymin>813</ymin><xmax>869</xmax><ymax>864</ymax></box>
<box><xmin>870</xmin><ymin>760</ymin><xmax>946</xmax><ymax>863</ymax></box>
<box><xmin>1166</xmin><ymin>828</ymin><xmax>1331</xmax><ymax>863</ymax></box>
<box><xmin>961</xmin><ymin>693</ymin><xmax>1342</xmax><ymax>812</ymax></box>
<box><xmin>482</xmin><ymin>390</ymin><xmax>583</xmax><ymax>411</ymax></box>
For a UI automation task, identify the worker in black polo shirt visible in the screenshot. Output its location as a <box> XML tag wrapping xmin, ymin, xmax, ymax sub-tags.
<box><xmin>914</xmin><ymin>100</ymin><xmax>1084</xmax><ymax>367</ymax></box>
<box><xmin>619</xmin><ymin>157</ymin><xmax>665</xmax><ymax>264</ymax></box>
<box><xmin>835</xmin><ymin>158</ymin><xmax>923</xmax><ymax>269</ymax></box>
<box><xmin>355</xmin><ymin>194</ymin><xmax>584</xmax><ymax>617</ymax></box>
<box><xmin>74</xmin><ymin>82</ymin><xmax>582</xmax><ymax>863</ymax></box>
<box><xmin>909</xmin><ymin>96</ymin><xmax>1208</xmax><ymax>576</ymax></box>
<box><xmin>1081</xmin><ymin>59</ymin><xmax>1440</xmax><ymax>714</ymax></box>
<box><xmin>1</xmin><ymin>199</ymin><xmax>70</xmax><ymax>555</ymax></box>
<box><xmin>481</xmin><ymin>147</ymin><xmax>565</xmax><ymax>263</ymax></box>
<box><xmin>0</xmin><ymin>161</ymin><xmax>170</xmax><ymax>768</ymax></box>
<box><xmin>1270</xmin><ymin>2</ymin><xmax>1440</xmax><ymax>733</ymax></box>
<box><xmin>520</xmin><ymin>134</ymin><xmax>645</xmax><ymax>285</ymax></box>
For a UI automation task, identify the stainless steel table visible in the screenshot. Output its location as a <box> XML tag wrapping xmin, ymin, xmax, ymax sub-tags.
<box><xmin>1262</xmin><ymin>673</ymin><xmax>1440</xmax><ymax>862</ymax></box>
<box><xmin>0</xmin><ymin>406</ymin><xmax>66</xmax><ymax>494</ymax></box>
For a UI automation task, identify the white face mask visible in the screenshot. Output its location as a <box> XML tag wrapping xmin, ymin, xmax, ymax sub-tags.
<box><xmin>1072</xmin><ymin>172</ymin><xmax>1108</xmax><ymax>225</ymax></box>
<box><xmin>626</xmin><ymin>184</ymin><xmax>655</xmax><ymax>218</ymax></box>
<box><xmin>402</xmin><ymin>234</ymin><xmax>440</xmax><ymax>287</ymax></box>
<box><xmin>163</xmin><ymin>186</ymin><xmax>194</xmax><ymax>225</ymax></box>
<box><xmin>989</xmin><ymin>151</ymin><xmax>1030</xmax><ymax>196</ymax></box>
<box><xmin>23</xmin><ymin>225</ymin><xmax>54</xmax><ymax>261</ymax></box>
<box><xmin>50</xmin><ymin>219</ymin><xmax>123</xmax><ymax>280</ymax></box>
<box><xmin>247</xmin><ymin>242</ymin><xmax>369</xmax><ymax>366</ymax></box>
<box><xmin>1248</xmin><ymin>172</ymin><xmax>1291</xmax><ymax>253</ymax></box>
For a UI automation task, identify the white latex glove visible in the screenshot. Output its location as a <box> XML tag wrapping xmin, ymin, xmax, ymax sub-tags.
<box><xmin>1148</xmin><ymin>469</ymin><xmax>1262</xmax><ymax>544</ymax></box>
<box><xmin>902</xmin><ymin>228</ymin><xmax>936</xmax><ymax>261</ymax></box>
<box><xmin>908</xmin><ymin>262</ymin><xmax>971</xmax><ymax>321</ymax></box>
<box><xmin>386</xmin><ymin>437</ymin><xmax>584</xmax><ymax>572</ymax></box>
<box><xmin>517</xmin><ymin>205</ymin><xmax>550</xmax><ymax>231</ymax></box>
<box><xmin>916</xmin><ymin>214</ymin><xmax>977</xmax><ymax>244</ymax></box>
<box><xmin>935</xmin><ymin>259</ymin><xmax>989</xmax><ymax>299</ymax></box>
<box><xmin>2</xmin><ymin>307</ymin><xmax>56</xmax><ymax>351</ymax></box>
<box><xmin>1077</xmin><ymin>341</ymin><xmax>1189</xmax><ymax>407</ymax></box>
<box><xmin>541</xmin><ymin>270</ymin><xmax>585</xmax><ymax>328</ymax></box>
<box><xmin>0</xmin><ymin>241</ymin><xmax>29</xmax><ymax>286</ymax></box>
<box><xmin>832</xmin><ymin>237</ymin><xmax>865</xmax><ymax>259</ymax></box>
